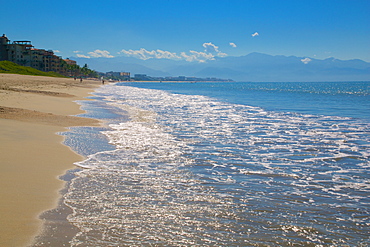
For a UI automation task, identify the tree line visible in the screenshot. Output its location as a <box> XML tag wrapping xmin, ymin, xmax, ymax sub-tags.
<box><xmin>60</xmin><ymin>60</ymin><xmax>98</xmax><ymax>78</ymax></box>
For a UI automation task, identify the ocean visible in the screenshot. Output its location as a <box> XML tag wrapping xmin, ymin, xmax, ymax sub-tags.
<box><xmin>35</xmin><ymin>81</ymin><xmax>370</xmax><ymax>246</ymax></box>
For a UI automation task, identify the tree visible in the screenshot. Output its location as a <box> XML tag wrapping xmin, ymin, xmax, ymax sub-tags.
<box><xmin>59</xmin><ymin>60</ymin><xmax>98</xmax><ymax>78</ymax></box>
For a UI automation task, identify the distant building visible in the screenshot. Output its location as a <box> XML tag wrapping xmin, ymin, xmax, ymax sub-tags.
<box><xmin>132</xmin><ymin>74</ymin><xmax>233</xmax><ymax>82</ymax></box>
<box><xmin>106</xmin><ymin>71</ymin><xmax>121</xmax><ymax>77</ymax></box>
<box><xmin>120</xmin><ymin>72</ymin><xmax>130</xmax><ymax>81</ymax></box>
<box><xmin>0</xmin><ymin>34</ymin><xmax>62</xmax><ymax>73</ymax></box>
<box><xmin>102</xmin><ymin>71</ymin><xmax>131</xmax><ymax>81</ymax></box>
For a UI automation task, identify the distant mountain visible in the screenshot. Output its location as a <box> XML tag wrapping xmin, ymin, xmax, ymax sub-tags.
<box><xmin>72</xmin><ymin>52</ymin><xmax>370</xmax><ymax>82</ymax></box>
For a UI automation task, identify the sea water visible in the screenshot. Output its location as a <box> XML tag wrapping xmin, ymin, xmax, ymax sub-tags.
<box><xmin>39</xmin><ymin>81</ymin><xmax>370</xmax><ymax>246</ymax></box>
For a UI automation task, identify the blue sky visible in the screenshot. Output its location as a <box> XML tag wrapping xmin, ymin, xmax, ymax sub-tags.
<box><xmin>1</xmin><ymin>0</ymin><xmax>369</xmax><ymax>62</ymax></box>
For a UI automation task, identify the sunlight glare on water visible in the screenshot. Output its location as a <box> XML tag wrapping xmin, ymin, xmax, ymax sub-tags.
<box><xmin>62</xmin><ymin>82</ymin><xmax>370</xmax><ymax>246</ymax></box>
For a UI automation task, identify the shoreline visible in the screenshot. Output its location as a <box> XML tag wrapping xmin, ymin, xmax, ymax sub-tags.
<box><xmin>0</xmin><ymin>74</ymin><xmax>102</xmax><ymax>247</ymax></box>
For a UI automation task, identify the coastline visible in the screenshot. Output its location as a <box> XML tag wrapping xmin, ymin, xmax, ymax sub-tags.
<box><xmin>0</xmin><ymin>74</ymin><xmax>101</xmax><ymax>247</ymax></box>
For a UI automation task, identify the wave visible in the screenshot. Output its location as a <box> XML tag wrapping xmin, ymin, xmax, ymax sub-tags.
<box><xmin>62</xmin><ymin>83</ymin><xmax>370</xmax><ymax>246</ymax></box>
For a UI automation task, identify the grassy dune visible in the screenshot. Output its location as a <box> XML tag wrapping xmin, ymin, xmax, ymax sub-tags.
<box><xmin>0</xmin><ymin>61</ymin><xmax>66</xmax><ymax>77</ymax></box>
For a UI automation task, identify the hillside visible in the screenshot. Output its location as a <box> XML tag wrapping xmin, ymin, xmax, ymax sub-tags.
<box><xmin>0</xmin><ymin>61</ymin><xmax>66</xmax><ymax>78</ymax></box>
<box><xmin>73</xmin><ymin>52</ymin><xmax>370</xmax><ymax>82</ymax></box>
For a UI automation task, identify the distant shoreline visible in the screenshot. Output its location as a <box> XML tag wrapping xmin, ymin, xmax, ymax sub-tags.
<box><xmin>119</xmin><ymin>80</ymin><xmax>234</xmax><ymax>83</ymax></box>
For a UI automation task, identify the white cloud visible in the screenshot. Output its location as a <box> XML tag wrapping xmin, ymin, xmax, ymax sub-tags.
<box><xmin>301</xmin><ymin>58</ymin><xmax>312</xmax><ymax>64</ymax></box>
<box><xmin>88</xmin><ymin>49</ymin><xmax>114</xmax><ymax>58</ymax></box>
<box><xmin>181</xmin><ymin>50</ymin><xmax>215</xmax><ymax>63</ymax></box>
<box><xmin>229</xmin><ymin>42</ymin><xmax>237</xmax><ymax>48</ymax></box>
<box><xmin>251</xmin><ymin>32</ymin><xmax>259</xmax><ymax>37</ymax></box>
<box><xmin>202</xmin><ymin>42</ymin><xmax>228</xmax><ymax>57</ymax></box>
<box><xmin>76</xmin><ymin>54</ymin><xmax>91</xmax><ymax>58</ymax></box>
<box><xmin>53</xmin><ymin>50</ymin><xmax>60</xmax><ymax>53</ymax></box>
<box><xmin>217</xmin><ymin>52</ymin><xmax>228</xmax><ymax>57</ymax></box>
<box><xmin>73</xmin><ymin>50</ymin><xmax>82</xmax><ymax>53</ymax></box>
<box><xmin>120</xmin><ymin>43</ymin><xmax>227</xmax><ymax>63</ymax></box>
<box><xmin>120</xmin><ymin>48</ymin><xmax>153</xmax><ymax>60</ymax></box>
<box><xmin>156</xmin><ymin>49</ymin><xmax>182</xmax><ymax>59</ymax></box>
<box><xmin>120</xmin><ymin>48</ymin><xmax>181</xmax><ymax>60</ymax></box>
<box><xmin>203</xmin><ymin>42</ymin><xmax>220</xmax><ymax>53</ymax></box>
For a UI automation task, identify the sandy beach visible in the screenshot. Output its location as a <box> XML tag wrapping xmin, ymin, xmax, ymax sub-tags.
<box><xmin>0</xmin><ymin>74</ymin><xmax>101</xmax><ymax>247</ymax></box>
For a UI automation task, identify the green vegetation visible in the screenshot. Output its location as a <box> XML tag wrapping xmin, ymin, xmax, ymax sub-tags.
<box><xmin>0</xmin><ymin>60</ymin><xmax>99</xmax><ymax>78</ymax></box>
<box><xmin>60</xmin><ymin>60</ymin><xmax>98</xmax><ymax>78</ymax></box>
<box><xmin>0</xmin><ymin>61</ymin><xmax>66</xmax><ymax>77</ymax></box>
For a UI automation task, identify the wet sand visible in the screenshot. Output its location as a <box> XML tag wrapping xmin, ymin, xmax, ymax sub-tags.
<box><xmin>0</xmin><ymin>74</ymin><xmax>101</xmax><ymax>246</ymax></box>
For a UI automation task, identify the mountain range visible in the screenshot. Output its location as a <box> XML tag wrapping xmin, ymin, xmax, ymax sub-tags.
<box><xmin>72</xmin><ymin>52</ymin><xmax>370</xmax><ymax>82</ymax></box>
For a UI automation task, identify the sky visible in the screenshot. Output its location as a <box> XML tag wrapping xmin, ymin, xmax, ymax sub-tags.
<box><xmin>1</xmin><ymin>0</ymin><xmax>370</xmax><ymax>63</ymax></box>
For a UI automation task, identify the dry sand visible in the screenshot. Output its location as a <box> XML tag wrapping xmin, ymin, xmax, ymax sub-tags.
<box><xmin>0</xmin><ymin>74</ymin><xmax>101</xmax><ymax>247</ymax></box>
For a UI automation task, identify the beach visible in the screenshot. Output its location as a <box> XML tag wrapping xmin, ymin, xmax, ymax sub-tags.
<box><xmin>0</xmin><ymin>74</ymin><xmax>101</xmax><ymax>247</ymax></box>
<box><xmin>1</xmin><ymin>76</ymin><xmax>369</xmax><ymax>246</ymax></box>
